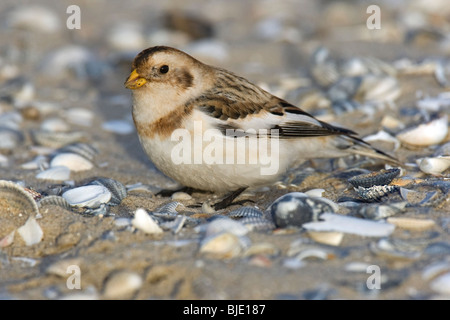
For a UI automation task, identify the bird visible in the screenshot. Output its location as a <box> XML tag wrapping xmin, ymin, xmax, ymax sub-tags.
<box><xmin>124</xmin><ymin>46</ymin><xmax>399</xmax><ymax>208</ymax></box>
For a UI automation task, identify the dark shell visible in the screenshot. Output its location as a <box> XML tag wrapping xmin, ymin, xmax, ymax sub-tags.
<box><xmin>240</xmin><ymin>216</ymin><xmax>275</xmax><ymax>232</ymax></box>
<box><xmin>57</xmin><ymin>143</ymin><xmax>98</xmax><ymax>161</ymax></box>
<box><xmin>270</xmin><ymin>193</ymin><xmax>334</xmax><ymax>228</ymax></box>
<box><xmin>355</xmin><ymin>185</ymin><xmax>398</xmax><ymax>201</ymax></box>
<box><xmin>348</xmin><ymin>168</ymin><xmax>400</xmax><ymax>188</ymax></box>
<box><xmin>227</xmin><ymin>206</ymin><xmax>264</xmax><ymax>219</ymax></box>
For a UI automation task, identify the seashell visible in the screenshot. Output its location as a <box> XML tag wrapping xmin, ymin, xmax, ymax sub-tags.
<box><xmin>31</xmin><ymin>129</ymin><xmax>85</xmax><ymax>148</ymax></box>
<box><xmin>159</xmin><ymin>215</ymin><xmax>186</xmax><ymax>234</ymax></box>
<box><xmin>102</xmin><ymin>120</ymin><xmax>134</xmax><ymax>135</ymax></box>
<box><xmin>0</xmin><ymin>126</ymin><xmax>24</xmax><ymax>150</ymax></box>
<box><xmin>17</xmin><ymin>216</ymin><xmax>43</xmax><ymax>246</ymax></box>
<box><xmin>355</xmin><ymin>185</ymin><xmax>398</xmax><ymax>201</ymax></box>
<box><xmin>269</xmin><ymin>192</ymin><xmax>334</xmax><ymax>228</ymax></box>
<box><xmin>7</xmin><ymin>6</ymin><xmax>61</xmax><ymax>33</ymax></box>
<box><xmin>381</xmin><ymin>115</ymin><xmax>405</xmax><ymax>130</ymax></box>
<box><xmin>307</xmin><ymin>231</ymin><xmax>344</xmax><ymax>246</ymax></box>
<box><xmin>203</xmin><ymin>217</ymin><xmax>248</xmax><ymax>237</ymax></box>
<box><xmin>429</xmin><ymin>272</ymin><xmax>450</xmax><ymax>295</ymax></box>
<box><xmin>358</xmin><ymin>202</ymin><xmax>407</xmax><ymax>220</ymax></box>
<box><xmin>303</xmin><ymin>213</ymin><xmax>395</xmax><ymax>237</ymax></box>
<box><xmin>65</xmin><ymin>108</ymin><xmax>94</xmax><ymax>127</ymax></box>
<box><xmin>199</xmin><ymin>232</ymin><xmax>248</xmax><ymax>259</ymax></box>
<box><xmin>36</xmin><ymin>166</ymin><xmax>71</xmax><ymax>181</ymax></box>
<box><xmin>239</xmin><ymin>216</ymin><xmax>275</xmax><ymax>232</ymax></box>
<box><xmin>102</xmin><ymin>271</ymin><xmax>143</xmax><ymax>299</ymax></box>
<box><xmin>386</xmin><ymin>217</ymin><xmax>436</xmax><ymax>231</ymax></box>
<box><xmin>0</xmin><ymin>180</ymin><xmax>40</xmax><ymax>218</ymax></box>
<box><xmin>422</xmin><ymin>261</ymin><xmax>450</xmax><ymax>281</ymax></box>
<box><xmin>39</xmin><ymin>195</ymin><xmax>72</xmax><ymax>211</ymax></box>
<box><xmin>363</xmin><ymin>130</ymin><xmax>401</xmax><ymax>151</ymax></box>
<box><xmin>46</xmin><ymin>258</ymin><xmax>83</xmax><ymax>277</ymax></box>
<box><xmin>107</xmin><ymin>22</ymin><xmax>145</xmax><ymax>51</ymax></box>
<box><xmin>370</xmin><ymin>237</ymin><xmax>427</xmax><ymax>260</ymax></box>
<box><xmin>170</xmin><ymin>191</ymin><xmax>192</xmax><ymax>201</ymax></box>
<box><xmin>348</xmin><ymin>168</ymin><xmax>400</xmax><ymax>188</ymax></box>
<box><xmin>89</xmin><ymin>178</ymin><xmax>127</xmax><ymax>206</ymax></box>
<box><xmin>304</xmin><ymin>188</ymin><xmax>325</xmax><ymax>197</ymax></box>
<box><xmin>40</xmin><ymin>118</ymin><xmax>70</xmax><ymax>133</ymax></box>
<box><xmin>50</xmin><ymin>153</ymin><xmax>93</xmax><ymax>172</ymax></box>
<box><xmin>62</xmin><ymin>185</ymin><xmax>111</xmax><ymax>208</ymax></box>
<box><xmin>418</xmin><ymin>156</ymin><xmax>450</xmax><ymax>175</ymax></box>
<box><xmin>396</xmin><ymin>115</ymin><xmax>448</xmax><ymax>147</ymax></box>
<box><xmin>283</xmin><ymin>248</ymin><xmax>335</xmax><ymax>269</ymax></box>
<box><xmin>227</xmin><ymin>206</ymin><xmax>264</xmax><ymax>219</ymax></box>
<box><xmin>57</xmin><ymin>143</ymin><xmax>98</xmax><ymax>161</ymax></box>
<box><xmin>155</xmin><ymin>201</ymin><xmax>182</xmax><ymax>214</ymax></box>
<box><xmin>360</xmin><ymin>75</ymin><xmax>401</xmax><ymax>103</ymax></box>
<box><xmin>0</xmin><ymin>111</ymin><xmax>23</xmax><ymax>130</ymax></box>
<box><xmin>131</xmin><ymin>208</ymin><xmax>163</xmax><ymax>234</ymax></box>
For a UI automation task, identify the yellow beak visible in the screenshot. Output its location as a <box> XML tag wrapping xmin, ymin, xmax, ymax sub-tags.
<box><xmin>124</xmin><ymin>69</ymin><xmax>147</xmax><ymax>89</ymax></box>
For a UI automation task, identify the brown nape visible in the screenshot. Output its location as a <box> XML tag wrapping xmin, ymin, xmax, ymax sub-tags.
<box><xmin>134</xmin><ymin>104</ymin><xmax>194</xmax><ymax>139</ymax></box>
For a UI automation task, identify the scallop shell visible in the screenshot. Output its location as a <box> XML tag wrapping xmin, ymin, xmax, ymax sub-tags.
<box><xmin>199</xmin><ymin>232</ymin><xmax>249</xmax><ymax>259</ymax></box>
<box><xmin>31</xmin><ymin>129</ymin><xmax>85</xmax><ymax>148</ymax></box>
<box><xmin>227</xmin><ymin>206</ymin><xmax>264</xmax><ymax>218</ymax></box>
<box><xmin>396</xmin><ymin>115</ymin><xmax>448</xmax><ymax>147</ymax></box>
<box><xmin>57</xmin><ymin>143</ymin><xmax>98</xmax><ymax>161</ymax></box>
<box><xmin>89</xmin><ymin>178</ymin><xmax>127</xmax><ymax>206</ymax></box>
<box><xmin>348</xmin><ymin>168</ymin><xmax>400</xmax><ymax>188</ymax></box>
<box><xmin>62</xmin><ymin>185</ymin><xmax>111</xmax><ymax>208</ymax></box>
<box><xmin>50</xmin><ymin>153</ymin><xmax>93</xmax><ymax>172</ymax></box>
<box><xmin>36</xmin><ymin>166</ymin><xmax>71</xmax><ymax>181</ymax></box>
<box><xmin>239</xmin><ymin>216</ymin><xmax>275</xmax><ymax>232</ymax></box>
<box><xmin>39</xmin><ymin>195</ymin><xmax>72</xmax><ymax>211</ymax></box>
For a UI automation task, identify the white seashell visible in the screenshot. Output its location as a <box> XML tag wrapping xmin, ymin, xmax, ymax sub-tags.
<box><xmin>131</xmin><ymin>208</ymin><xmax>163</xmax><ymax>234</ymax></box>
<box><xmin>65</xmin><ymin>108</ymin><xmax>94</xmax><ymax>127</ymax></box>
<box><xmin>362</xmin><ymin>75</ymin><xmax>401</xmax><ymax>102</ymax></box>
<box><xmin>199</xmin><ymin>232</ymin><xmax>248</xmax><ymax>259</ymax></box>
<box><xmin>303</xmin><ymin>213</ymin><xmax>395</xmax><ymax>237</ymax></box>
<box><xmin>418</xmin><ymin>156</ymin><xmax>450</xmax><ymax>175</ymax></box>
<box><xmin>7</xmin><ymin>6</ymin><xmax>61</xmax><ymax>33</ymax></box>
<box><xmin>107</xmin><ymin>22</ymin><xmax>145</xmax><ymax>51</ymax></box>
<box><xmin>422</xmin><ymin>262</ymin><xmax>450</xmax><ymax>281</ymax></box>
<box><xmin>36</xmin><ymin>166</ymin><xmax>71</xmax><ymax>181</ymax></box>
<box><xmin>63</xmin><ymin>185</ymin><xmax>111</xmax><ymax>208</ymax></box>
<box><xmin>41</xmin><ymin>118</ymin><xmax>70</xmax><ymax>132</ymax></box>
<box><xmin>396</xmin><ymin>115</ymin><xmax>448</xmax><ymax>147</ymax></box>
<box><xmin>387</xmin><ymin>217</ymin><xmax>436</xmax><ymax>231</ymax></box>
<box><xmin>430</xmin><ymin>272</ymin><xmax>450</xmax><ymax>295</ymax></box>
<box><xmin>171</xmin><ymin>191</ymin><xmax>192</xmax><ymax>201</ymax></box>
<box><xmin>204</xmin><ymin>217</ymin><xmax>249</xmax><ymax>237</ymax></box>
<box><xmin>17</xmin><ymin>217</ymin><xmax>43</xmax><ymax>246</ymax></box>
<box><xmin>50</xmin><ymin>153</ymin><xmax>93</xmax><ymax>172</ymax></box>
<box><xmin>363</xmin><ymin>130</ymin><xmax>401</xmax><ymax>151</ymax></box>
<box><xmin>103</xmin><ymin>271</ymin><xmax>143</xmax><ymax>299</ymax></box>
<box><xmin>304</xmin><ymin>188</ymin><xmax>325</xmax><ymax>197</ymax></box>
<box><xmin>102</xmin><ymin>120</ymin><xmax>134</xmax><ymax>135</ymax></box>
<box><xmin>307</xmin><ymin>230</ymin><xmax>344</xmax><ymax>246</ymax></box>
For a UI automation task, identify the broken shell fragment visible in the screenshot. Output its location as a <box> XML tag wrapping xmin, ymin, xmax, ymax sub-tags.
<box><xmin>17</xmin><ymin>216</ymin><xmax>43</xmax><ymax>246</ymax></box>
<box><xmin>131</xmin><ymin>208</ymin><xmax>163</xmax><ymax>234</ymax></box>
<box><xmin>418</xmin><ymin>156</ymin><xmax>450</xmax><ymax>175</ymax></box>
<box><xmin>396</xmin><ymin>115</ymin><xmax>448</xmax><ymax>147</ymax></box>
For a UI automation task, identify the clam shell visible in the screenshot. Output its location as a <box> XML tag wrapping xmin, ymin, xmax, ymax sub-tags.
<box><xmin>199</xmin><ymin>232</ymin><xmax>248</xmax><ymax>259</ymax></box>
<box><xmin>396</xmin><ymin>115</ymin><xmax>448</xmax><ymax>146</ymax></box>
<box><xmin>418</xmin><ymin>156</ymin><xmax>450</xmax><ymax>175</ymax></box>
<box><xmin>227</xmin><ymin>206</ymin><xmax>264</xmax><ymax>218</ymax></box>
<box><xmin>239</xmin><ymin>216</ymin><xmax>275</xmax><ymax>232</ymax></box>
<box><xmin>39</xmin><ymin>195</ymin><xmax>72</xmax><ymax>211</ymax></box>
<box><xmin>103</xmin><ymin>271</ymin><xmax>143</xmax><ymax>299</ymax></box>
<box><xmin>89</xmin><ymin>178</ymin><xmax>127</xmax><ymax>206</ymax></box>
<box><xmin>303</xmin><ymin>213</ymin><xmax>395</xmax><ymax>237</ymax></box>
<box><xmin>31</xmin><ymin>129</ymin><xmax>85</xmax><ymax>148</ymax></box>
<box><xmin>36</xmin><ymin>166</ymin><xmax>71</xmax><ymax>181</ymax></box>
<box><xmin>62</xmin><ymin>185</ymin><xmax>111</xmax><ymax>208</ymax></box>
<box><xmin>50</xmin><ymin>153</ymin><xmax>93</xmax><ymax>172</ymax></box>
<box><xmin>57</xmin><ymin>143</ymin><xmax>98</xmax><ymax>161</ymax></box>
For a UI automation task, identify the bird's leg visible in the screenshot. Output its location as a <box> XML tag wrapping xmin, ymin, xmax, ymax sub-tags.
<box><xmin>212</xmin><ymin>187</ymin><xmax>247</xmax><ymax>210</ymax></box>
<box><xmin>156</xmin><ymin>186</ymin><xmax>195</xmax><ymax>197</ymax></box>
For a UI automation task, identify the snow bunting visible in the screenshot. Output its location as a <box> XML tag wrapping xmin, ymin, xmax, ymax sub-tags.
<box><xmin>125</xmin><ymin>46</ymin><xmax>398</xmax><ymax>197</ymax></box>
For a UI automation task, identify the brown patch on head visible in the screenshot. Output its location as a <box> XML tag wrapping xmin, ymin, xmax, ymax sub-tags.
<box><xmin>132</xmin><ymin>46</ymin><xmax>173</xmax><ymax>69</ymax></box>
<box><xmin>134</xmin><ymin>104</ymin><xmax>194</xmax><ymax>140</ymax></box>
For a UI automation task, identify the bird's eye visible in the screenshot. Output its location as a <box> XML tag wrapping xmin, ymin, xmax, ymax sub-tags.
<box><xmin>159</xmin><ymin>65</ymin><xmax>169</xmax><ymax>74</ymax></box>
